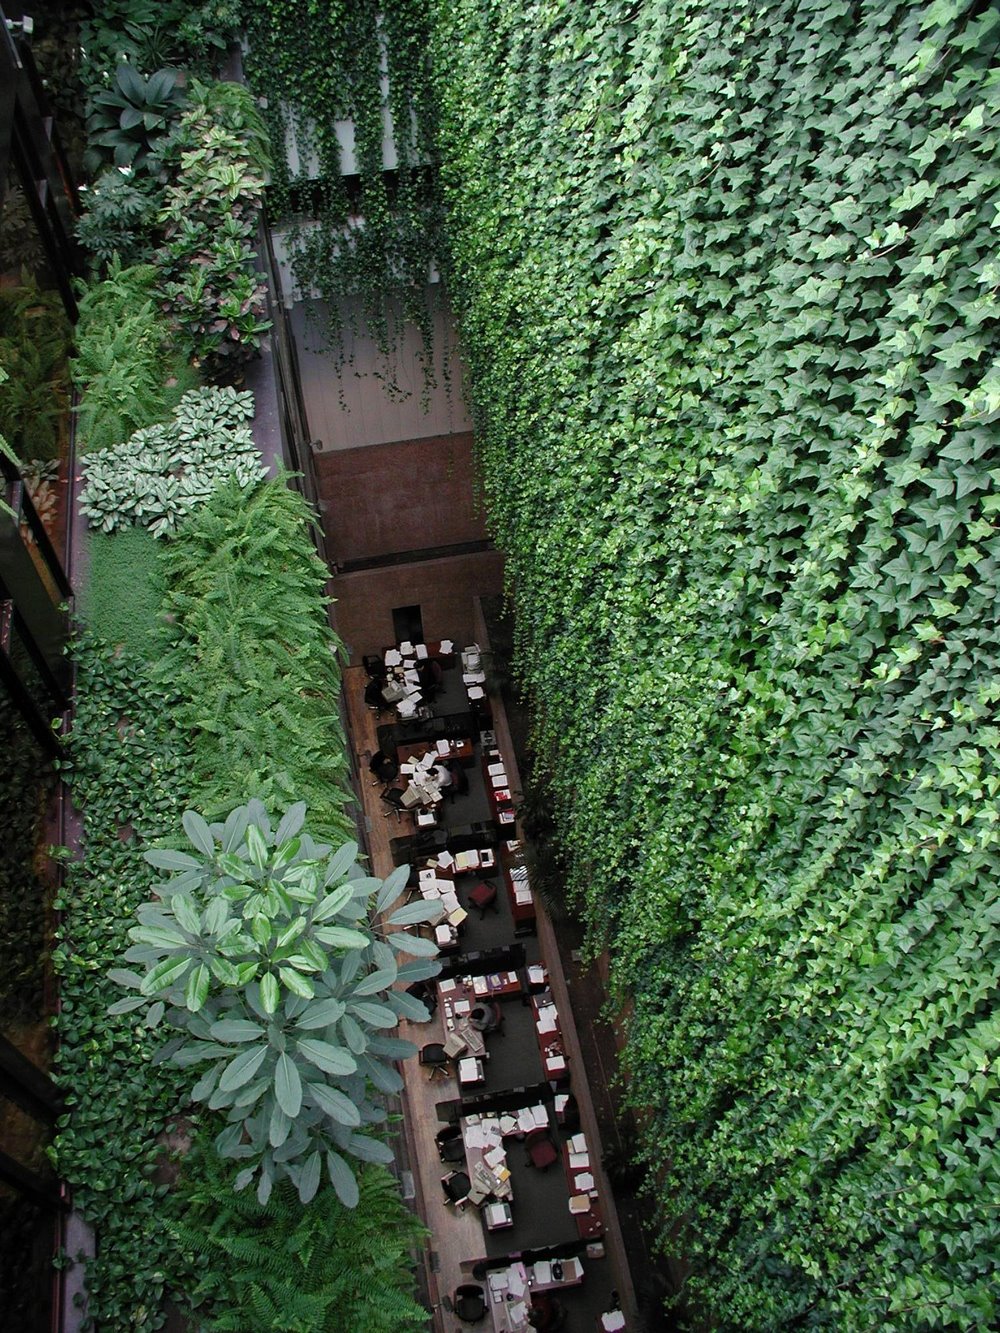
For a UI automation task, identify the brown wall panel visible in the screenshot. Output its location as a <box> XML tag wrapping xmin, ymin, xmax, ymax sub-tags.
<box><xmin>329</xmin><ymin>550</ymin><xmax>505</xmax><ymax>665</ymax></box>
<box><xmin>315</xmin><ymin>432</ymin><xmax>487</xmax><ymax>565</ymax></box>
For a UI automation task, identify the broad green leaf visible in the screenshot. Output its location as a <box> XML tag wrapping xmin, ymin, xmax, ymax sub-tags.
<box><xmin>274</xmin><ymin>1052</ymin><xmax>302</xmax><ymax>1118</ymax></box>
<box><xmin>278</xmin><ymin>966</ymin><xmax>315</xmax><ymax>999</ymax></box>
<box><xmin>307</xmin><ymin>1081</ymin><xmax>362</xmax><ymax>1126</ymax></box>
<box><xmin>326</xmin><ymin>1149</ymin><xmax>359</xmax><ymax>1208</ymax></box>
<box><xmin>387</xmin><ymin>899</ymin><xmax>444</xmax><ymax>926</ymax></box>
<box><xmin>351</xmin><ymin>966</ymin><xmax>398</xmax><ymax>996</ymax></box>
<box><xmin>143</xmin><ymin>848</ymin><xmax>201</xmax><ymax>872</ymax></box>
<box><xmin>314</xmin><ymin>925</ymin><xmax>370</xmax><ymax>950</ymax></box>
<box><xmin>260</xmin><ymin>971</ymin><xmax>280</xmax><ymax>1014</ymax></box>
<box><xmin>183</xmin><ymin>809</ymin><xmax>215</xmax><ymax>856</ymax></box>
<box><xmin>297</xmin><ymin>1037</ymin><xmax>358</xmax><ymax>1076</ymax></box>
<box><xmin>218</xmin><ymin>1044</ymin><xmax>269</xmax><ymax>1092</ymax></box>
<box><xmin>375</xmin><ymin>863</ymin><xmax>411</xmax><ymax>913</ymax></box>
<box><xmin>348</xmin><ymin>1000</ymin><xmax>397</xmax><ymax>1028</ymax></box>
<box><xmin>295</xmin><ymin>997</ymin><xmax>346</xmax><ymax>1030</ymax></box>
<box><xmin>274</xmin><ymin>801</ymin><xmax>307</xmax><ymax>844</ymax></box>
<box><xmin>311</xmin><ymin>883</ymin><xmax>354</xmax><ymax>923</ymax></box>
<box><xmin>387</xmin><ymin>930</ymin><xmax>439</xmax><ymax>957</ymax></box>
<box><xmin>209</xmin><ymin>1019</ymin><xmax>265</xmax><ymax>1043</ymax></box>
<box><xmin>297</xmin><ymin>1149</ymin><xmax>322</xmax><ymax>1204</ymax></box>
<box><xmin>184</xmin><ymin>963</ymin><xmax>211</xmax><ymax>1012</ymax></box>
<box><xmin>140</xmin><ymin>955</ymin><xmax>192</xmax><ymax>995</ymax></box>
<box><xmin>323</xmin><ymin>841</ymin><xmax>359</xmax><ymax>888</ymax></box>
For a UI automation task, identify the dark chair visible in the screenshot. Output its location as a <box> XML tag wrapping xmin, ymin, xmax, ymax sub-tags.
<box><xmin>435</xmin><ymin>1124</ymin><xmax>465</xmax><ymax>1163</ymax></box>
<box><xmin>380</xmin><ymin>787</ymin><xmax>408</xmax><ymax>821</ymax></box>
<box><xmin>528</xmin><ymin>1293</ymin><xmax>566</xmax><ymax>1330</ymax></box>
<box><xmin>524</xmin><ymin>1127</ymin><xmax>559</xmax><ymax>1171</ymax></box>
<box><xmin>467</xmin><ymin>881</ymin><xmax>498</xmax><ymax>919</ymax></box>
<box><xmin>363</xmin><ymin>654</ymin><xmax>387</xmax><ymax>681</ymax></box>
<box><xmin>406</xmin><ymin>980</ymin><xmax>437</xmax><ymax>1017</ymax></box>
<box><xmin>452</xmin><ymin>1283</ymin><xmax>487</xmax><ymax>1322</ymax></box>
<box><xmin>445</xmin><ymin>758</ymin><xmax>470</xmax><ymax>802</ymax></box>
<box><xmin>420</xmin><ymin>1043</ymin><xmax>450</xmax><ymax>1080</ymax></box>
<box><xmin>441</xmin><ymin>1170</ymin><xmax>471</xmax><ymax>1206</ymax></box>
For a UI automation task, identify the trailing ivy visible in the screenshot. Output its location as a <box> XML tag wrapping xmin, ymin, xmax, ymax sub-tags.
<box><xmin>427</xmin><ymin>0</ymin><xmax>1000</xmax><ymax>1328</ymax></box>
<box><xmin>242</xmin><ymin>0</ymin><xmax>443</xmax><ymax>399</ymax></box>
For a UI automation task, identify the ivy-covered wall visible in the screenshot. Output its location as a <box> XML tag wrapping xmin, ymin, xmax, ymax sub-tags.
<box><xmin>428</xmin><ymin>0</ymin><xmax>1000</xmax><ymax>1327</ymax></box>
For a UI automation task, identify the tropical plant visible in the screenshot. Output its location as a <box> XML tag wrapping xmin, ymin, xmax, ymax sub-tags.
<box><xmin>152</xmin><ymin>85</ymin><xmax>272</xmax><ymax>378</ymax></box>
<box><xmin>73</xmin><ymin>259</ymin><xmax>198</xmax><ymax>452</ymax></box>
<box><xmin>76</xmin><ymin>168</ymin><xmax>162</xmax><ymax>268</ymax></box>
<box><xmin>175</xmin><ymin>1150</ymin><xmax>429</xmax><ymax>1332</ymax></box>
<box><xmin>109</xmin><ymin>800</ymin><xmax>442</xmax><ymax>1205</ymax></box>
<box><xmin>86</xmin><ymin>64</ymin><xmax>187</xmax><ymax>174</ymax></box>
<box><xmin>79</xmin><ymin>386</ymin><xmax>264</xmax><ymax>535</ymax></box>
<box><xmin>154</xmin><ymin>479</ymin><xmax>358</xmax><ymax>848</ymax></box>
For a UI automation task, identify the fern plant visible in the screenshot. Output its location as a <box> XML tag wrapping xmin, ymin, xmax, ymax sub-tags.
<box><xmin>175</xmin><ymin>1148</ymin><xmax>428</xmax><ymax>1332</ymax></box>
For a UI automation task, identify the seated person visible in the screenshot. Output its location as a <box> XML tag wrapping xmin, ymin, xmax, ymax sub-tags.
<box><xmin>528</xmin><ymin>1294</ymin><xmax>565</xmax><ymax>1331</ymax></box>
<box><xmin>416</xmin><ymin>658</ymin><xmax>442</xmax><ymax>700</ymax></box>
<box><xmin>369</xmin><ymin>750</ymin><xmax>400</xmax><ymax>783</ymax></box>
<box><xmin>432</xmin><ymin>762</ymin><xmax>453</xmax><ymax>790</ymax></box>
<box><xmin>364</xmin><ymin>678</ymin><xmax>386</xmax><ymax>709</ymax></box>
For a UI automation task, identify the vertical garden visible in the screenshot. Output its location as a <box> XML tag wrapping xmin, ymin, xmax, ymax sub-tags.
<box><xmin>427</xmin><ymin>0</ymin><xmax>1000</xmax><ymax>1328</ymax></box>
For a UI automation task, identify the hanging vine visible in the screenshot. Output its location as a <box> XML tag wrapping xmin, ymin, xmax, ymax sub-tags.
<box><xmin>241</xmin><ymin>0</ymin><xmax>443</xmax><ymax>402</ymax></box>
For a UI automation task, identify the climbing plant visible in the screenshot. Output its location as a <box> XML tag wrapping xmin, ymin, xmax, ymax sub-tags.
<box><xmin>241</xmin><ymin>0</ymin><xmax>443</xmax><ymax>399</ymax></box>
<box><xmin>426</xmin><ymin>0</ymin><xmax>1000</xmax><ymax>1328</ymax></box>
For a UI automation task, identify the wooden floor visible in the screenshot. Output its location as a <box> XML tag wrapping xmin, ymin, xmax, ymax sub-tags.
<box><xmin>342</xmin><ymin>657</ymin><xmax>637</xmax><ymax>1332</ymax></box>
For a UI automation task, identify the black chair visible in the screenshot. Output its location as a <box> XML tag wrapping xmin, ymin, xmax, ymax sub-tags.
<box><xmin>453</xmin><ymin>1283</ymin><xmax>487</xmax><ymax>1322</ymax></box>
<box><xmin>445</xmin><ymin>758</ymin><xmax>469</xmax><ymax>802</ymax></box>
<box><xmin>441</xmin><ymin>1170</ymin><xmax>471</xmax><ymax>1207</ymax></box>
<box><xmin>380</xmin><ymin>787</ymin><xmax>408</xmax><ymax>821</ymax></box>
<box><xmin>364</xmin><ymin>678</ymin><xmax>392</xmax><ymax>715</ymax></box>
<box><xmin>405</xmin><ymin>980</ymin><xmax>437</xmax><ymax>1017</ymax></box>
<box><xmin>363</xmin><ymin>654</ymin><xmax>386</xmax><ymax>681</ymax></box>
<box><xmin>420</xmin><ymin>1043</ymin><xmax>450</xmax><ymax>1080</ymax></box>
<box><xmin>435</xmin><ymin>1124</ymin><xmax>465</xmax><ymax>1163</ymax></box>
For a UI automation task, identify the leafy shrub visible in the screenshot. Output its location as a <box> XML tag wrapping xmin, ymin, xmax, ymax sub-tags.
<box><xmin>82</xmin><ymin>525</ymin><xmax>169</xmax><ymax>661</ymax></box>
<box><xmin>73</xmin><ymin>260</ymin><xmax>198</xmax><ymax>452</ymax></box>
<box><xmin>153</xmin><ymin>83</ymin><xmax>271</xmax><ymax>379</ymax></box>
<box><xmin>79</xmin><ymin>386</ymin><xmax>264</xmax><ymax>535</ymax></box>
<box><xmin>76</xmin><ymin>169</ymin><xmax>162</xmax><ymax>269</ymax></box>
<box><xmin>0</xmin><ymin>281</ymin><xmax>71</xmax><ymax>461</ymax></box>
<box><xmin>85</xmin><ymin>64</ymin><xmax>188</xmax><ymax>174</ymax></box>
<box><xmin>176</xmin><ymin>1152</ymin><xmax>428</xmax><ymax>1332</ymax></box>
<box><xmin>111</xmin><ymin>801</ymin><xmax>441</xmax><ymax>1205</ymax></box>
<box><xmin>154</xmin><ymin>479</ymin><xmax>357</xmax><ymax>845</ymax></box>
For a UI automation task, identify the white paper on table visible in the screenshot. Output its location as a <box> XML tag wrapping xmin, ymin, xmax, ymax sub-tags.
<box><xmin>569</xmin><ymin>1151</ymin><xmax>590</xmax><ymax>1169</ymax></box>
<box><xmin>531</xmin><ymin>1105</ymin><xmax>549</xmax><ymax>1128</ymax></box>
<box><xmin>517</xmin><ymin>1108</ymin><xmax>533</xmax><ymax>1132</ymax></box>
<box><xmin>602</xmin><ymin>1314</ymin><xmax>626</xmax><ymax>1332</ymax></box>
<box><xmin>439</xmin><ymin>978</ymin><xmax>457</xmax><ymax>993</ymax></box>
<box><xmin>439</xmin><ymin>639</ymin><xmax>454</xmax><ymax>653</ymax></box>
<box><xmin>415</xmin><ymin>643</ymin><xmax>429</xmax><ymax>659</ymax></box>
<box><xmin>507</xmin><ymin>1268</ymin><xmax>526</xmax><ymax>1298</ymax></box>
<box><xmin>399</xmin><ymin>641</ymin><xmax>413</xmax><ymax>654</ymax></box>
<box><xmin>499</xmin><ymin>1113</ymin><xmax>518</xmax><ymax>1136</ymax></box>
<box><xmin>437</xmin><ymin>851</ymin><xmax>456</xmax><ymax>869</ymax></box>
<box><xmin>436</xmin><ymin>738</ymin><xmax>450</xmax><ymax>755</ymax></box>
<box><xmin>384</xmin><ymin>649</ymin><xmax>402</xmax><ymax>666</ymax></box>
<box><xmin>490</xmin><ymin>772</ymin><xmax>508</xmax><ymax>788</ymax></box>
<box><xmin>487</xmin><ymin>761</ymin><xmax>506</xmax><ymax>776</ymax></box>
<box><xmin>473</xmin><ymin>976</ymin><xmax>488</xmax><ymax>995</ymax></box>
<box><xmin>403</xmin><ymin>668</ymin><xmax>420</xmax><ymax>683</ymax></box>
<box><xmin>483</xmin><ymin>1146</ymin><xmax>505</xmax><ymax>1171</ymax></box>
<box><xmin>569</xmin><ymin>1133</ymin><xmax>588</xmax><ymax>1153</ymax></box>
<box><xmin>574</xmin><ymin>1172</ymin><xmax>595</xmax><ymax>1191</ymax></box>
<box><xmin>397</xmin><ymin>698</ymin><xmax>417</xmax><ymax>717</ymax></box>
<box><xmin>488</xmin><ymin>1271</ymin><xmax>508</xmax><ymax>1294</ymax></box>
<box><xmin>536</xmin><ymin>1008</ymin><xmax>558</xmax><ymax>1034</ymax></box>
<box><xmin>533</xmin><ymin>1260</ymin><xmax>552</xmax><ymax>1285</ymax></box>
<box><xmin>468</xmin><ymin>685</ymin><xmax>485</xmax><ymax>699</ymax></box>
<box><xmin>434</xmin><ymin>924</ymin><xmax>454</xmax><ymax>945</ymax></box>
<box><xmin>441</xmin><ymin>890</ymin><xmax>460</xmax><ymax>913</ymax></box>
<box><xmin>454</xmin><ymin>999</ymin><xmax>471</xmax><ymax>1015</ymax></box>
<box><xmin>464</xmin><ymin>1123</ymin><xmax>486</xmax><ymax>1149</ymax></box>
<box><xmin>547</xmin><ymin>1054</ymin><xmax>567</xmax><ymax>1071</ymax></box>
<box><xmin>419</xmin><ymin>867</ymin><xmax>436</xmax><ymax>882</ymax></box>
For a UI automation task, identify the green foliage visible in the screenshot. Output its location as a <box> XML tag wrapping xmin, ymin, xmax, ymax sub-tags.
<box><xmin>78</xmin><ymin>0</ymin><xmax>242</xmax><ymax>93</ymax></box>
<box><xmin>152</xmin><ymin>82</ymin><xmax>271</xmax><ymax>378</ymax></box>
<box><xmin>243</xmin><ymin>0</ymin><xmax>443</xmax><ymax>398</ymax></box>
<box><xmin>153</xmin><ymin>478</ymin><xmax>358</xmax><ymax>846</ymax></box>
<box><xmin>52</xmin><ymin>633</ymin><xmax>196</xmax><ymax>1331</ymax></box>
<box><xmin>175</xmin><ymin>1150</ymin><xmax>429</xmax><ymax>1332</ymax></box>
<box><xmin>76</xmin><ymin>169</ymin><xmax>162</xmax><ymax>269</ymax></box>
<box><xmin>0</xmin><ymin>280</ymin><xmax>71</xmax><ymax>461</ymax></box>
<box><xmin>0</xmin><ymin>696</ymin><xmax>55</xmax><ymax>1036</ymax></box>
<box><xmin>427</xmin><ymin>0</ymin><xmax>1000</xmax><ymax>1328</ymax></box>
<box><xmin>79</xmin><ymin>386</ymin><xmax>264</xmax><ymax>535</ymax></box>
<box><xmin>82</xmin><ymin>525</ymin><xmax>169</xmax><ymax>661</ymax></box>
<box><xmin>86</xmin><ymin>64</ymin><xmax>188</xmax><ymax>175</ymax></box>
<box><xmin>73</xmin><ymin>260</ymin><xmax>198</xmax><ymax>452</ymax></box>
<box><xmin>111</xmin><ymin>800</ymin><xmax>440</xmax><ymax>1205</ymax></box>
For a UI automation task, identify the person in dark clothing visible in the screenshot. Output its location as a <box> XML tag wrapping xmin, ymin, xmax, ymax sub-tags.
<box><xmin>369</xmin><ymin>750</ymin><xmax>400</xmax><ymax>784</ymax></box>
